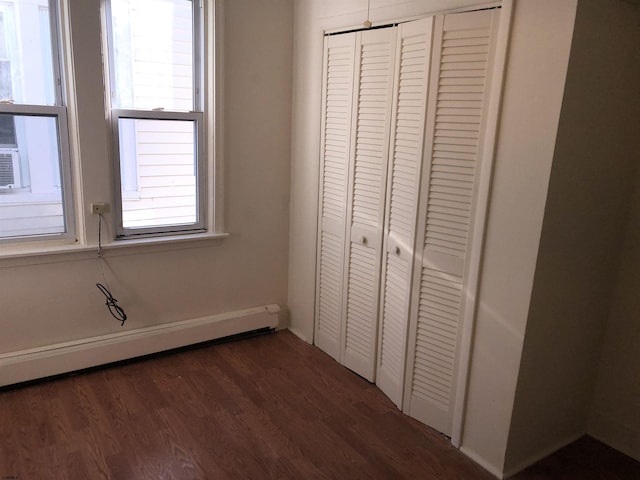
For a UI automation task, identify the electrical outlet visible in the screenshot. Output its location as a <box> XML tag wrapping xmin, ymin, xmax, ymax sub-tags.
<box><xmin>91</xmin><ymin>202</ymin><xmax>111</xmax><ymax>215</ymax></box>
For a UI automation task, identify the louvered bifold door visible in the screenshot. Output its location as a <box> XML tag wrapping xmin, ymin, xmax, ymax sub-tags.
<box><xmin>376</xmin><ymin>18</ymin><xmax>434</xmax><ymax>406</ymax></box>
<box><xmin>341</xmin><ymin>27</ymin><xmax>397</xmax><ymax>381</ymax></box>
<box><xmin>403</xmin><ymin>9</ymin><xmax>500</xmax><ymax>435</ymax></box>
<box><xmin>315</xmin><ymin>33</ymin><xmax>356</xmax><ymax>361</ymax></box>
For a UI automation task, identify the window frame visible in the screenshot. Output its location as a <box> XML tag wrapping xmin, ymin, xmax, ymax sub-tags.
<box><xmin>0</xmin><ymin>0</ymin><xmax>224</xmax><ymax>255</ymax></box>
<box><xmin>110</xmin><ymin>109</ymin><xmax>206</xmax><ymax>238</ymax></box>
<box><xmin>0</xmin><ymin>0</ymin><xmax>76</xmax><ymax>245</ymax></box>
<box><xmin>104</xmin><ymin>0</ymin><xmax>207</xmax><ymax>239</ymax></box>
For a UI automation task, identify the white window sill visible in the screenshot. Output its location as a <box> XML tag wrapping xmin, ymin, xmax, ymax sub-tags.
<box><xmin>0</xmin><ymin>232</ymin><xmax>230</xmax><ymax>268</ymax></box>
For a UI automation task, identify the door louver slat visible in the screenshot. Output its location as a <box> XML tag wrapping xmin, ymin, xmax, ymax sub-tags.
<box><xmin>315</xmin><ymin>35</ymin><xmax>356</xmax><ymax>361</ymax></box>
<box><xmin>380</xmin><ymin>252</ymin><xmax>410</xmax><ymax>378</ymax></box>
<box><xmin>342</xmin><ymin>28</ymin><xmax>396</xmax><ymax>382</ymax></box>
<box><xmin>405</xmin><ymin>9</ymin><xmax>498</xmax><ymax>436</ymax></box>
<box><xmin>376</xmin><ymin>19</ymin><xmax>432</xmax><ymax>407</ymax></box>
<box><xmin>345</xmin><ymin>243</ymin><xmax>378</xmax><ymax>360</ymax></box>
<box><xmin>412</xmin><ymin>267</ymin><xmax>463</xmax><ymax>409</ymax></box>
<box><xmin>351</xmin><ymin>41</ymin><xmax>393</xmax><ymax>228</ymax></box>
<box><xmin>317</xmin><ymin>231</ymin><xmax>345</xmax><ymax>342</ymax></box>
<box><xmin>424</xmin><ymin>27</ymin><xmax>490</xmax><ymax>258</ymax></box>
<box><xmin>321</xmin><ymin>45</ymin><xmax>353</xmax><ymax>223</ymax></box>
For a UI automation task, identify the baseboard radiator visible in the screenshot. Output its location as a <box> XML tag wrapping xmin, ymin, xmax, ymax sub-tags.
<box><xmin>0</xmin><ymin>304</ymin><xmax>282</xmax><ymax>388</ymax></box>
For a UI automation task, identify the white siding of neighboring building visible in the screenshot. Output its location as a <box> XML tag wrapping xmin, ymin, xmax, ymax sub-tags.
<box><xmin>0</xmin><ymin>200</ymin><xmax>63</xmax><ymax>237</ymax></box>
<box><xmin>122</xmin><ymin>119</ymin><xmax>196</xmax><ymax>227</ymax></box>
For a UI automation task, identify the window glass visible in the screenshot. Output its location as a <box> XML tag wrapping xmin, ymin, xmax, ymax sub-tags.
<box><xmin>0</xmin><ymin>1</ymin><xmax>56</xmax><ymax>106</ymax></box>
<box><xmin>0</xmin><ymin>0</ymin><xmax>71</xmax><ymax>242</ymax></box>
<box><xmin>0</xmin><ymin>12</ymin><xmax>6</xmax><ymax>57</ymax></box>
<box><xmin>118</xmin><ymin>117</ymin><xmax>196</xmax><ymax>228</ymax></box>
<box><xmin>0</xmin><ymin>60</ymin><xmax>11</xmax><ymax>101</ymax></box>
<box><xmin>0</xmin><ymin>114</ymin><xmax>65</xmax><ymax>237</ymax></box>
<box><xmin>109</xmin><ymin>0</ymin><xmax>194</xmax><ymax>111</ymax></box>
<box><xmin>0</xmin><ymin>11</ymin><xmax>12</xmax><ymax>101</ymax></box>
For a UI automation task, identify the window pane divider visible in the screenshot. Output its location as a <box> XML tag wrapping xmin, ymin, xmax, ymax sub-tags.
<box><xmin>111</xmin><ymin>109</ymin><xmax>202</xmax><ymax>121</ymax></box>
<box><xmin>0</xmin><ymin>103</ymin><xmax>66</xmax><ymax>116</ymax></box>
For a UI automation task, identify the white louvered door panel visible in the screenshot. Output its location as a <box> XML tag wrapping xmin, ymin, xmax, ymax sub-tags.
<box><xmin>315</xmin><ymin>33</ymin><xmax>356</xmax><ymax>361</ymax></box>
<box><xmin>342</xmin><ymin>28</ymin><xmax>397</xmax><ymax>381</ymax></box>
<box><xmin>376</xmin><ymin>18</ymin><xmax>433</xmax><ymax>406</ymax></box>
<box><xmin>404</xmin><ymin>9</ymin><xmax>500</xmax><ymax>435</ymax></box>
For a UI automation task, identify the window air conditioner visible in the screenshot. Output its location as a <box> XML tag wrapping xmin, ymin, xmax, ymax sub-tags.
<box><xmin>0</xmin><ymin>149</ymin><xmax>21</xmax><ymax>189</ymax></box>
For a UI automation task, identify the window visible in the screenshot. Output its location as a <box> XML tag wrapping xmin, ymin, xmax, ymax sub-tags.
<box><xmin>0</xmin><ymin>0</ymin><xmax>216</xmax><ymax>249</ymax></box>
<box><xmin>106</xmin><ymin>0</ymin><xmax>205</xmax><ymax>238</ymax></box>
<box><xmin>0</xmin><ymin>0</ymin><xmax>73</xmax><ymax>242</ymax></box>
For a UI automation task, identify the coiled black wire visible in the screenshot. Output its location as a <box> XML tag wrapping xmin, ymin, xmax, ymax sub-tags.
<box><xmin>96</xmin><ymin>282</ymin><xmax>127</xmax><ymax>325</ymax></box>
<box><xmin>96</xmin><ymin>213</ymin><xmax>127</xmax><ymax>325</ymax></box>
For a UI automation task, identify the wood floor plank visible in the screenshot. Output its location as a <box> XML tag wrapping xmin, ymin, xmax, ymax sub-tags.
<box><xmin>65</xmin><ymin>450</ymin><xmax>93</xmax><ymax>479</ymax></box>
<box><xmin>0</xmin><ymin>330</ymin><xmax>638</xmax><ymax>479</ymax></box>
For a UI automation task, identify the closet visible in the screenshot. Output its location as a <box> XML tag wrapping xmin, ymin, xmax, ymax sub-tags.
<box><xmin>315</xmin><ymin>8</ymin><xmax>502</xmax><ymax>436</ymax></box>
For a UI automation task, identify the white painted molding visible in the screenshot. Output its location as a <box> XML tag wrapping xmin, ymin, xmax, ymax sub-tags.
<box><xmin>287</xmin><ymin>326</ymin><xmax>311</xmax><ymax>344</ymax></box>
<box><xmin>0</xmin><ymin>304</ymin><xmax>280</xmax><ymax>387</ymax></box>
<box><xmin>501</xmin><ymin>431</ymin><xmax>585</xmax><ymax>479</ymax></box>
<box><xmin>460</xmin><ymin>446</ymin><xmax>505</xmax><ymax>479</ymax></box>
<box><xmin>461</xmin><ymin>431</ymin><xmax>585</xmax><ymax>479</ymax></box>
<box><xmin>589</xmin><ymin>410</ymin><xmax>640</xmax><ymax>464</ymax></box>
<box><xmin>212</xmin><ymin>0</ymin><xmax>226</xmax><ymax>234</ymax></box>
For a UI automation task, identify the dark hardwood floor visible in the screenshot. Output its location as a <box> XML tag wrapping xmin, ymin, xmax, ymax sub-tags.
<box><xmin>511</xmin><ymin>435</ymin><xmax>640</xmax><ymax>480</ymax></box>
<box><xmin>0</xmin><ymin>330</ymin><xmax>638</xmax><ymax>479</ymax></box>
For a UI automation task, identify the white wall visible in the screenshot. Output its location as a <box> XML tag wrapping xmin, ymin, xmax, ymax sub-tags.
<box><xmin>588</xmin><ymin>5</ymin><xmax>640</xmax><ymax>450</ymax></box>
<box><xmin>587</xmin><ymin>1</ymin><xmax>640</xmax><ymax>460</ymax></box>
<box><xmin>0</xmin><ymin>0</ymin><xmax>293</xmax><ymax>356</ymax></box>
<box><xmin>501</xmin><ymin>0</ymin><xmax>640</xmax><ymax>473</ymax></box>
<box><xmin>458</xmin><ymin>1</ymin><xmax>578</xmax><ymax>475</ymax></box>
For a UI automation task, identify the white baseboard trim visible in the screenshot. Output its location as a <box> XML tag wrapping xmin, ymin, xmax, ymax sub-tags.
<box><xmin>459</xmin><ymin>446</ymin><xmax>504</xmax><ymax>479</ymax></box>
<box><xmin>0</xmin><ymin>304</ymin><xmax>281</xmax><ymax>388</ymax></box>
<box><xmin>501</xmin><ymin>431</ymin><xmax>585</xmax><ymax>479</ymax></box>
<box><xmin>287</xmin><ymin>326</ymin><xmax>311</xmax><ymax>343</ymax></box>
<box><xmin>589</xmin><ymin>410</ymin><xmax>640</xmax><ymax>462</ymax></box>
<box><xmin>460</xmin><ymin>430</ymin><xmax>586</xmax><ymax>479</ymax></box>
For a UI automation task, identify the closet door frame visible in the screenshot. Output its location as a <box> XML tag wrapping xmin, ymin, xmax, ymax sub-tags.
<box><xmin>313</xmin><ymin>0</ymin><xmax>514</xmax><ymax>447</ymax></box>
